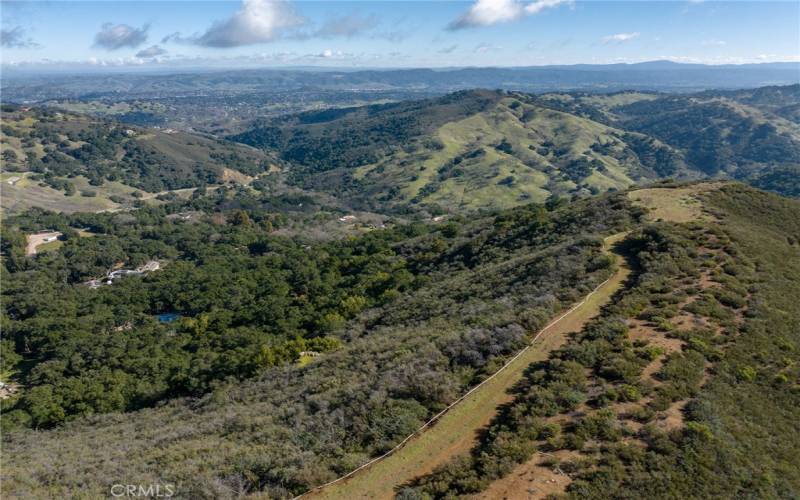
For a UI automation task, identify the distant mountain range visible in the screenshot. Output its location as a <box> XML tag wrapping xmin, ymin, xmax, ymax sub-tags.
<box><xmin>3</xmin><ymin>61</ymin><xmax>799</xmax><ymax>102</ymax></box>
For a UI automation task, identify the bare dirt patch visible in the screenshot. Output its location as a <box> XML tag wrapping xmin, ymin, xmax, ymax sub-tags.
<box><xmin>25</xmin><ymin>231</ymin><xmax>62</xmax><ymax>256</ymax></box>
<box><xmin>477</xmin><ymin>451</ymin><xmax>579</xmax><ymax>500</ymax></box>
<box><xmin>654</xmin><ymin>399</ymin><xmax>689</xmax><ymax>432</ymax></box>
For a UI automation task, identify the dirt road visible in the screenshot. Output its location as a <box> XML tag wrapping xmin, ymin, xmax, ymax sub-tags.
<box><xmin>25</xmin><ymin>231</ymin><xmax>62</xmax><ymax>256</ymax></box>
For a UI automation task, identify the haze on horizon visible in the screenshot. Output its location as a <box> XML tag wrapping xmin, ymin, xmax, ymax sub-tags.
<box><xmin>1</xmin><ymin>0</ymin><xmax>799</xmax><ymax>73</ymax></box>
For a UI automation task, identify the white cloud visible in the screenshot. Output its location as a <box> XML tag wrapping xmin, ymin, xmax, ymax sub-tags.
<box><xmin>450</xmin><ymin>0</ymin><xmax>522</xmax><ymax>29</ymax></box>
<box><xmin>525</xmin><ymin>0</ymin><xmax>571</xmax><ymax>15</ymax></box>
<box><xmin>164</xmin><ymin>3</ymin><xmax>405</xmax><ymax>48</ymax></box>
<box><xmin>702</xmin><ymin>39</ymin><xmax>727</xmax><ymax>47</ymax></box>
<box><xmin>87</xmin><ymin>56</ymin><xmax>146</xmax><ymax>66</ymax></box>
<box><xmin>315</xmin><ymin>13</ymin><xmax>379</xmax><ymax>39</ymax></box>
<box><xmin>601</xmin><ymin>32</ymin><xmax>640</xmax><ymax>44</ymax></box>
<box><xmin>160</xmin><ymin>32</ymin><xmax>186</xmax><ymax>44</ymax></box>
<box><xmin>1</xmin><ymin>26</ymin><xmax>40</xmax><ymax>49</ymax></box>
<box><xmin>438</xmin><ymin>45</ymin><xmax>458</xmax><ymax>54</ymax></box>
<box><xmin>135</xmin><ymin>45</ymin><xmax>167</xmax><ymax>58</ymax></box>
<box><xmin>300</xmin><ymin>49</ymin><xmax>375</xmax><ymax>62</ymax></box>
<box><xmin>93</xmin><ymin>23</ymin><xmax>149</xmax><ymax>50</ymax></box>
<box><xmin>195</xmin><ymin>0</ymin><xmax>304</xmax><ymax>48</ymax></box>
<box><xmin>449</xmin><ymin>0</ymin><xmax>570</xmax><ymax>30</ymax></box>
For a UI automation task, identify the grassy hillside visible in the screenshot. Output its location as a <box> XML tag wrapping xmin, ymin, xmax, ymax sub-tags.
<box><xmin>233</xmin><ymin>85</ymin><xmax>800</xmax><ymax>213</ymax></box>
<box><xmin>234</xmin><ymin>90</ymin><xmax>688</xmax><ymax>212</ymax></box>
<box><xmin>1</xmin><ymin>171</ymin><xmax>131</xmax><ymax>213</ymax></box>
<box><xmin>701</xmin><ymin>84</ymin><xmax>800</xmax><ymax>123</ymax></box>
<box><xmin>0</xmin><ymin>105</ymin><xmax>278</xmax><ymax>213</ymax></box>
<box><xmin>404</xmin><ymin>183</ymin><xmax>800</xmax><ymax>499</ymax></box>
<box><xmin>536</xmin><ymin>85</ymin><xmax>800</xmax><ymax>197</ymax></box>
<box><xmin>610</xmin><ymin>93</ymin><xmax>800</xmax><ymax>197</ymax></box>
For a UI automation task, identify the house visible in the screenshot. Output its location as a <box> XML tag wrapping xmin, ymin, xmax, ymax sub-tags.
<box><xmin>84</xmin><ymin>260</ymin><xmax>162</xmax><ymax>288</ymax></box>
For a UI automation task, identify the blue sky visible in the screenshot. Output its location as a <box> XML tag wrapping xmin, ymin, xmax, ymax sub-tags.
<box><xmin>1</xmin><ymin>1</ymin><xmax>798</xmax><ymax>70</ymax></box>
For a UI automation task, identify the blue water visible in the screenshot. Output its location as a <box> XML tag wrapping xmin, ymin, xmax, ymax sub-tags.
<box><xmin>157</xmin><ymin>313</ymin><xmax>182</xmax><ymax>323</ymax></box>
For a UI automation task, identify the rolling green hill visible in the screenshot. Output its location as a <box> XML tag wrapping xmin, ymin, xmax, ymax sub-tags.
<box><xmin>6</xmin><ymin>86</ymin><xmax>797</xmax><ymax>216</ymax></box>
<box><xmin>537</xmin><ymin>84</ymin><xmax>800</xmax><ymax>197</ymax></box>
<box><xmin>234</xmin><ymin>86</ymin><xmax>800</xmax><ymax>212</ymax></box>
<box><xmin>233</xmin><ymin>90</ymin><xmax>690</xmax><ymax>212</ymax></box>
<box><xmin>0</xmin><ymin>105</ymin><xmax>280</xmax><ymax>213</ymax></box>
<box><xmin>610</xmin><ymin>92</ymin><xmax>800</xmax><ymax>172</ymax></box>
<box><xmin>703</xmin><ymin>84</ymin><xmax>800</xmax><ymax>123</ymax></box>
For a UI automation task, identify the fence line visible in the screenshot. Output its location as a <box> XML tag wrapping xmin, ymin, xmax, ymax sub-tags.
<box><xmin>295</xmin><ymin>273</ymin><xmax>616</xmax><ymax>498</ymax></box>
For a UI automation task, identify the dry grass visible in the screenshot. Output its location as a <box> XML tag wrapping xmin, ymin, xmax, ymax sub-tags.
<box><xmin>627</xmin><ymin>183</ymin><xmax>725</xmax><ymax>223</ymax></box>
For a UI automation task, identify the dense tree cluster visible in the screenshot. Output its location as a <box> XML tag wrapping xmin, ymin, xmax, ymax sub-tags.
<box><xmin>1</xmin><ymin>202</ymin><xmax>415</xmax><ymax>428</ymax></box>
<box><xmin>2</xmin><ymin>191</ymin><xmax>636</xmax><ymax>498</ymax></box>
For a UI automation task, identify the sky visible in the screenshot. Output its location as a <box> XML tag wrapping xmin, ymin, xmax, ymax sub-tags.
<box><xmin>1</xmin><ymin>0</ymin><xmax>799</xmax><ymax>71</ymax></box>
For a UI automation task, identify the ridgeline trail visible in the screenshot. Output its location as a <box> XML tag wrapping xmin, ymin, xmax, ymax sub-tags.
<box><xmin>300</xmin><ymin>231</ymin><xmax>631</xmax><ymax>500</ymax></box>
<box><xmin>475</xmin><ymin>184</ymin><xmax>723</xmax><ymax>499</ymax></box>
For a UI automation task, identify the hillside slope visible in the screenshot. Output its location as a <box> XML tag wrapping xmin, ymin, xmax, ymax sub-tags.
<box><xmin>309</xmin><ymin>232</ymin><xmax>631</xmax><ymax>499</ymax></box>
<box><xmin>405</xmin><ymin>183</ymin><xmax>800</xmax><ymax>499</ymax></box>
<box><xmin>234</xmin><ymin>90</ymin><xmax>689</xmax><ymax>212</ymax></box>
<box><xmin>3</xmin><ymin>182</ymin><xmax>799</xmax><ymax>499</ymax></box>
<box><xmin>2</xmin><ymin>188</ymin><xmax>637</xmax><ymax>498</ymax></box>
<box><xmin>0</xmin><ymin>105</ymin><xmax>278</xmax><ymax>212</ymax></box>
<box><xmin>234</xmin><ymin>85</ymin><xmax>800</xmax><ymax>212</ymax></box>
<box><xmin>537</xmin><ymin>85</ymin><xmax>800</xmax><ymax>197</ymax></box>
